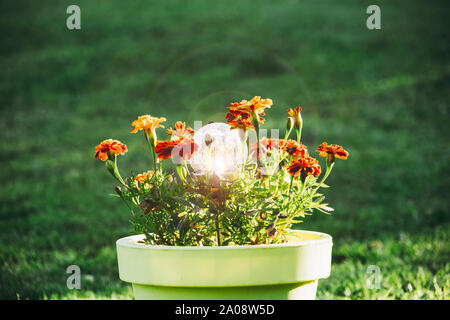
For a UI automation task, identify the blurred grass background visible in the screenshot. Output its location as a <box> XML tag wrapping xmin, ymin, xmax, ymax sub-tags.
<box><xmin>0</xmin><ymin>0</ymin><xmax>449</xmax><ymax>299</ymax></box>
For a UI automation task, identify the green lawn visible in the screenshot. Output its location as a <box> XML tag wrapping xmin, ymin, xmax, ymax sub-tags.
<box><xmin>0</xmin><ymin>0</ymin><xmax>449</xmax><ymax>299</ymax></box>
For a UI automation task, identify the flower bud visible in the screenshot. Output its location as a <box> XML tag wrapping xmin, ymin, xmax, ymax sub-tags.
<box><xmin>146</xmin><ymin>129</ymin><xmax>157</xmax><ymax>148</ymax></box>
<box><xmin>175</xmin><ymin>165</ymin><xmax>188</xmax><ymax>183</ymax></box>
<box><xmin>180</xmin><ymin>166</ymin><xmax>188</xmax><ymax>180</ymax></box>
<box><xmin>295</xmin><ymin>112</ymin><xmax>302</xmax><ymax>131</ymax></box>
<box><xmin>286</xmin><ymin>116</ymin><xmax>294</xmax><ymax>132</ymax></box>
<box><xmin>287</xmin><ymin>107</ymin><xmax>303</xmax><ymax>142</ymax></box>
<box><xmin>115</xmin><ymin>186</ymin><xmax>122</xmax><ymax>196</ymax></box>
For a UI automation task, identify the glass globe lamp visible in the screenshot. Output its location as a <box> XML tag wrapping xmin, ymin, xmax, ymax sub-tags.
<box><xmin>189</xmin><ymin>122</ymin><xmax>245</xmax><ymax>176</ymax></box>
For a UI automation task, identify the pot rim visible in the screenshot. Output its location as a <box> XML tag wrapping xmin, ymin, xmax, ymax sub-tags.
<box><xmin>116</xmin><ymin>229</ymin><xmax>332</xmax><ymax>250</ymax></box>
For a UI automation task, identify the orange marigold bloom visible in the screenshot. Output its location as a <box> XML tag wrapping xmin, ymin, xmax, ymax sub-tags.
<box><xmin>226</xmin><ymin>109</ymin><xmax>255</xmax><ymax>130</ymax></box>
<box><xmin>228</xmin><ymin>96</ymin><xmax>273</xmax><ymax>120</ymax></box>
<box><xmin>134</xmin><ymin>170</ymin><xmax>154</xmax><ymax>189</ymax></box>
<box><xmin>154</xmin><ymin>139</ymin><xmax>179</xmax><ymax>161</ymax></box>
<box><xmin>282</xmin><ymin>139</ymin><xmax>309</xmax><ymax>158</ymax></box>
<box><xmin>286</xmin><ymin>156</ymin><xmax>321</xmax><ymax>177</ymax></box>
<box><xmin>316</xmin><ymin>142</ymin><xmax>349</xmax><ymax>160</ymax></box>
<box><xmin>130</xmin><ymin>115</ymin><xmax>166</xmax><ymax>134</ymax></box>
<box><xmin>154</xmin><ymin>137</ymin><xmax>198</xmax><ymax>161</ymax></box>
<box><xmin>95</xmin><ymin>139</ymin><xmax>128</xmax><ymax>161</ymax></box>
<box><xmin>166</xmin><ymin>121</ymin><xmax>194</xmax><ymax>138</ymax></box>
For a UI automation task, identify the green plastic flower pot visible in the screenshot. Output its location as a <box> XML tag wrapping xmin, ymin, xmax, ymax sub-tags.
<box><xmin>116</xmin><ymin>230</ymin><xmax>332</xmax><ymax>300</ymax></box>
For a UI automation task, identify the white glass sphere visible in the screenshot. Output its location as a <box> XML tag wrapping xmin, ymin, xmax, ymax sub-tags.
<box><xmin>190</xmin><ymin>122</ymin><xmax>245</xmax><ymax>175</ymax></box>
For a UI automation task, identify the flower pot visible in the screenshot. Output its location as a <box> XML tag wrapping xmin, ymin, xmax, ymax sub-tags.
<box><xmin>116</xmin><ymin>230</ymin><xmax>332</xmax><ymax>300</ymax></box>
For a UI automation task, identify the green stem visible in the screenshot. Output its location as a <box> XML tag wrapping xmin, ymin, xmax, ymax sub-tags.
<box><xmin>288</xmin><ymin>175</ymin><xmax>294</xmax><ymax>195</ymax></box>
<box><xmin>284</xmin><ymin>119</ymin><xmax>293</xmax><ymax>141</ymax></box>
<box><xmin>109</xmin><ymin>157</ymin><xmax>126</xmax><ymax>186</ymax></box>
<box><xmin>175</xmin><ymin>165</ymin><xmax>186</xmax><ymax>184</ymax></box>
<box><xmin>152</xmin><ymin>150</ymin><xmax>158</xmax><ymax>172</ymax></box>
<box><xmin>215</xmin><ymin>214</ymin><xmax>221</xmax><ymax>246</ymax></box>
<box><xmin>314</xmin><ymin>162</ymin><xmax>334</xmax><ymax>193</ymax></box>
<box><xmin>251</xmin><ymin>112</ymin><xmax>262</xmax><ymax>168</ymax></box>
<box><xmin>144</xmin><ymin>132</ymin><xmax>158</xmax><ymax>172</ymax></box>
<box><xmin>279</xmin><ymin>127</ymin><xmax>292</xmax><ymax>167</ymax></box>
<box><xmin>241</xmin><ymin>129</ymin><xmax>248</xmax><ymax>172</ymax></box>
<box><xmin>118</xmin><ymin>194</ymin><xmax>136</xmax><ymax>217</ymax></box>
<box><xmin>183</xmin><ymin>161</ymin><xmax>191</xmax><ymax>179</ymax></box>
<box><xmin>255</xmin><ymin>125</ymin><xmax>261</xmax><ymax>168</ymax></box>
<box><xmin>275</xmin><ymin>218</ymin><xmax>293</xmax><ymax>242</ymax></box>
<box><xmin>113</xmin><ymin>168</ymin><xmax>126</xmax><ymax>186</ymax></box>
<box><xmin>296</xmin><ymin>127</ymin><xmax>302</xmax><ymax>143</ymax></box>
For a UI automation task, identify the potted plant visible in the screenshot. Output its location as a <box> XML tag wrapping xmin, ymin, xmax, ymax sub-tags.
<box><xmin>94</xmin><ymin>96</ymin><xmax>349</xmax><ymax>300</ymax></box>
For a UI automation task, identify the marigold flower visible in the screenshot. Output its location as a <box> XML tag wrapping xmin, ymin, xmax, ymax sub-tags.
<box><xmin>286</xmin><ymin>156</ymin><xmax>321</xmax><ymax>177</ymax></box>
<box><xmin>282</xmin><ymin>140</ymin><xmax>309</xmax><ymax>158</ymax></box>
<box><xmin>154</xmin><ymin>137</ymin><xmax>198</xmax><ymax>161</ymax></box>
<box><xmin>130</xmin><ymin>115</ymin><xmax>166</xmax><ymax>134</ymax></box>
<box><xmin>134</xmin><ymin>170</ymin><xmax>154</xmax><ymax>189</ymax></box>
<box><xmin>95</xmin><ymin>139</ymin><xmax>128</xmax><ymax>161</ymax></box>
<box><xmin>154</xmin><ymin>138</ymin><xmax>180</xmax><ymax>161</ymax></box>
<box><xmin>228</xmin><ymin>96</ymin><xmax>272</xmax><ymax>120</ymax></box>
<box><xmin>225</xmin><ymin>109</ymin><xmax>255</xmax><ymax>130</ymax></box>
<box><xmin>316</xmin><ymin>142</ymin><xmax>349</xmax><ymax>160</ymax></box>
<box><xmin>166</xmin><ymin>121</ymin><xmax>194</xmax><ymax>138</ymax></box>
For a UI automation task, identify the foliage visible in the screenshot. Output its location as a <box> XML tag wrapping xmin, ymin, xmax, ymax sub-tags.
<box><xmin>98</xmin><ymin>98</ymin><xmax>348</xmax><ymax>246</ymax></box>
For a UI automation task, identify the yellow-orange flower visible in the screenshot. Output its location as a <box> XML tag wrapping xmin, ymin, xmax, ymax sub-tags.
<box><xmin>316</xmin><ymin>142</ymin><xmax>349</xmax><ymax>160</ymax></box>
<box><xmin>226</xmin><ymin>109</ymin><xmax>254</xmax><ymax>130</ymax></box>
<box><xmin>282</xmin><ymin>139</ymin><xmax>308</xmax><ymax>158</ymax></box>
<box><xmin>286</xmin><ymin>156</ymin><xmax>321</xmax><ymax>177</ymax></box>
<box><xmin>154</xmin><ymin>136</ymin><xmax>198</xmax><ymax>161</ymax></box>
<box><xmin>95</xmin><ymin>139</ymin><xmax>127</xmax><ymax>161</ymax></box>
<box><xmin>134</xmin><ymin>170</ymin><xmax>154</xmax><ymax>189</ymax></box>
<box><xmin>166</xmin><ymin>121</ymin><xmax>194</xmax><ymax>138</ymax></box>
<box><xmin>228</xmin><ymin>96</ymin><xmax>273</xmax><ymax>120</ymax></box>
<box><xmin>130</xmin><ymin>115</ymin><xmax>166</xmax><ymax>134</ymax></box>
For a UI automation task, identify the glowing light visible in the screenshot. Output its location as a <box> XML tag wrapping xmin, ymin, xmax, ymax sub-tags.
<box><xmin>189</xmin><ymin>122</ymin><xmax>245</xmax><ymax>176</ymax></box>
